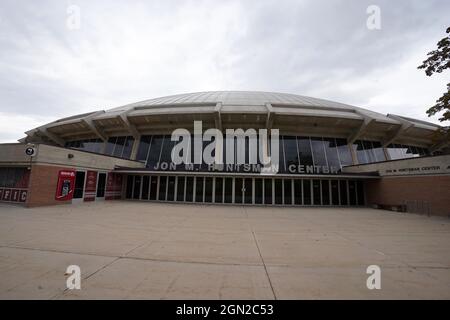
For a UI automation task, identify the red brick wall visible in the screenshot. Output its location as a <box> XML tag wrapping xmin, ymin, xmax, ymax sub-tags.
<box><xmin>365</xmin><ymin>175</ymin><xmax>450</xmax><ymax>217</ymax></box>
<box><xmin>27</xmin><ymin>164</ymin><xmax>73</xmax><ymax>207</ymax></box>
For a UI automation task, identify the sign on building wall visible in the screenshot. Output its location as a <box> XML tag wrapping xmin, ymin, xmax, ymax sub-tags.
<box><xmin>83</xmin><ymin>170</ymin><xmax>98</xmax><ymax>201</ymax></box>
<box><xmin>0</xmin><ymin>188</ymin><xmax>27</xmax><ymax>203</ymax></box>
<box><xmin>55</xmin><ymin>170</ymin><xmax>76</xmax><ymax>201</ymax></box>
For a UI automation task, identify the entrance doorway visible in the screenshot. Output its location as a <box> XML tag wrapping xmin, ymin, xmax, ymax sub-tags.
<box><xmin>73</xmin><ymin>171</ymin><xmax>85</xmax><ymax>203</ymax></box>
<box><xmin>96</xmin><ymin>172</ymin><xmax>106</xmax><ymax>200</ymax></box>
<box><xmin>124</xmin><ymin>174</ymin><xmax>365</xmax><ymax>207</ymax></box>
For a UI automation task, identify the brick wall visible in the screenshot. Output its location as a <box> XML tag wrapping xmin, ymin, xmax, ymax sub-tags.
<box><xmin>27</xmin><ymin>164</ymin><xmax>73</xmax><ymax>207</ymax></box>
<box><xmin>365</xmin><ymin>175</ymin><xmax>450</xmax><ymax>217</ymax></box>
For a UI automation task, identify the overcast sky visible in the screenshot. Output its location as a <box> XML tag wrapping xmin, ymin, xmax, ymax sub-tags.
<box><xmin>0</xmin><ymin>0</ymin><xmax>449</xmax><ymax>142</ymax></box>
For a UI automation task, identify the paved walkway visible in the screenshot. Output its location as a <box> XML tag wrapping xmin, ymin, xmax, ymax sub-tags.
<box><xmin>0</xmin><ymin>201</ymin><xmax>449</xmax><ymax>299</ymax></box>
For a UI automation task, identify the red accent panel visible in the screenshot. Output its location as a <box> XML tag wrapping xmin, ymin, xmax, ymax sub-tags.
<box><xmin>55</xmin><ymin>170</ymin><xmax>76</xmax><ymax>201</ymax></box>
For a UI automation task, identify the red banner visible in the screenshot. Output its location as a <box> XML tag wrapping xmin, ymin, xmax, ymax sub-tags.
<box><xmin>84</xmin><ymin>170</ymin><xmax>98</xmax><ymax>201</ymax></box>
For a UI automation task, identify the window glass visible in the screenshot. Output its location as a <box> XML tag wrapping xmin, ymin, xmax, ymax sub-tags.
<box><xmin>113</xmin><ymin>136</ymin><xmax>126</xmax><ymax>157</ymax></box>
<box><xmin>136</xmin><ymin>135</ymin><xmax>152</xmax><ymax>162</ymax></box>
<box><xmin>323</xmin><ymin>138</ymin><xmax>340</xmax><ymax>168</ymax></box>
<box><xmin>105</xmin><ymin>137</ymin><xmax>116</xmax><ymax>156</ymax></box>
<box><xmin>363</xmin><ymin>140</ymin><xmax>376</xmax><ymax>163</ymax></box>
<box><xmin>311</xmin><ymin>137</ymin><xmax>327</xmax><ymax>166</ymax></box>
<box><xmin>336</xmin><ymin>138</ymin><xmax>353</xmax><ymax>167</ymax></box>
<box><xmin>372</xmin><ymin>141</ymin><xmax>386</xmax><ymax>162</ymax></box>
<box><xmin>0</xmin><ymin>167</ymin><xmax>29</xmax><ymax>188</ymax></box>
<box><xmin>122</xmin><ymin>136</ymin><xmax>135</xmax><ymax>159</ymax></box>
<box><xmin>355</xmin><ymin>140</ymin><xmax>368</xmax><ymax>164</ymax></box>
<box><xmin>283</xmin><ymin>136</ymin><xmax>299</xmax><ymax>172</ymax></box>
<box><xmin>386</xmin><ymin>144</ymin><xmax>402</xmax><ymax>160</ymax></box>
<box><xmin>297</xmin><ymin>137</ymin><xmax>313</xmax><ymax>166</ymax></box>
<box><xmin>147</xmin><ymin>135</ymin><xmax>164</xmax><ymax>168</ymax></box>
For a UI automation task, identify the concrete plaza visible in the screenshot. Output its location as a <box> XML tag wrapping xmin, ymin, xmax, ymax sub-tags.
<box><xmin>0</xmin><ymin>201</ymin><xmax>449</xmax><ymax>299</ymax></box>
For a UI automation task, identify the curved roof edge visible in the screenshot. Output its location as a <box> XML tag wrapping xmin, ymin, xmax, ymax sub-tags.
<box><xmin>22</xmin><ymin>91</ymin><xmax>445</xmax><ymax>150</ymax></box>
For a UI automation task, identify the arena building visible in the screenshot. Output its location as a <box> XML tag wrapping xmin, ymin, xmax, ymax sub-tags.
<box><xmin>0</xmin><ymin>91</ymin><xmax>449</xmax><ymax>216</ymax></box>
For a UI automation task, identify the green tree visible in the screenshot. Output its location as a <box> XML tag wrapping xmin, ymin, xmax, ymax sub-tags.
<box><xmin>418</xmin><ymin>27</ymin><xmax>450</xmax><ymax>122</ymax></box>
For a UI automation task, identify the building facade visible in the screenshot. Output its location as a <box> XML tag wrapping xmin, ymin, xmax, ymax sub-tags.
<box><xmin>1</xmin><ymin>91</ymin><xmax>449</xmax><ymax>216</ymax></box>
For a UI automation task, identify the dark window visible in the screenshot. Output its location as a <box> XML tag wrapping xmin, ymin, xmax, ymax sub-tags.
<box><xmin>339</xmin><ymin>180</ymin><xmax>348</xmax><ymax>205</ymax></box>
<box><xmin>185</xmin><ymin>177</ymin><xmax>194</xmax><ymax>202</ymax></box>
<box><xmin>125</xmin><ymin>175</ymin><xmax>133</xmax><ymax>199</ymax></box>
<box><xmin>274</xmin><ymin>179</ymin><xmax>283</xmax><ymax>204</ymax></box>
<box><xmin>136</xmin><ymin>136</ymin><xmax>152</xmax><ymax>162</ymax></box>
<box><xmin>195</xmin><ymin>177</ymin><xmax>204</xmax><ymax>202</ymax></box>
<box><xmin>0</xmin><ymin>167</ymin><xmax>30</xmax><ymax>188</ymax></box>
<box><xmin>141</xmin><ymin>176</ymin><xmax>149</xmax><ymax>200</ymax></box>
<box><xmin>312</xmin><ymin>179</ymin><xmax>321</xmax><ymax>205</ymax></box>
<box><xmin>147</xmin><ymin>135</ymin><xmax>164</xmax><ymax>168</ymax></box>
<box><xmin>303</xmin><ymin>180</ymin><xmax>311</xmax><ymax>205</ymax></box>
<box><xmin>205</xmin><ymin>177</ymin><xmax>213</xmax><ymax>203</ymax></box>
<box><xmin>356</xmin><ymin>181</ymin><xmax>364</xmax><ymax>205</ymax></box>
<box><xmin>284</xmin><ymin>179</ymin><xmax>292</xmax><ymax>205</ymax></box>
<box><xmin>331</xmin><ymin>180</ymin><xmax>339</xmax><ymax>205</ymax></box>
<box><xmin>149</xmin><ymin>176</ymin><xmax>158</xmax><ymax>200</ymax></box>
<box><xmin>159</xmin><ymin>136</ymin><xmax>174</xmax><ymax>164</ymax></box>
<box><xmin>323</xmin><ymin>138</ymin><xmax>340</xmax><ymax>169</ymax></box>
<box><xmin>96</xmin><ymin>173</ymin><xmax>106</xmax><ymax>198</ymax></box>
<box><xmin>105</xmin><ymin>137</ymin><xmax>116</xmax><ymax>156</ymax></box>
<box><xmin>283</xmin><ymin>136</ymin><xmax>299</xmax><ymax>173</ymax></box>
<box><xmin>264</xmin><ymin>179</ymin><xmax>273</xmax><ymax>205</ymax></box>
<box><xmin>297</xmin><ymin>137</ymin><xmax>313</xmax><ymax>166</ymax></box>
<box><xmin>224</xmin><ymin>178</ymin><xmax>233</xmax><ymax>203</ymax></box>
<box><xmin>176</xmin><ymin>176</ymin><xmax>185</xmax><ymax>202</ymax></box>
<box><xmin>133</xmin><ymin>176</ymin><xmax>141</xmax><ymax>200</ymax></box>
<box><xmin>321</xmin><ymin>180</ymin><xmax>330</xmax><ymax>205</ymax></box>
<box><xmin>215</xmin><ymin>177</ymin><xmax>223</xmax><ymax>203</ymax></box>
<box><xmin>244</xmin><ymin>178</ymin><xmax>252</xmax><ymax>204</ymax></box>
<box><xmin>74</xmin><ymin>171</ymin><xmax>86</xmax><ymax>199</ymax></box>
<box><xmin>113</xmin><ymin>136</ymin><xmax>126</xmax><ymax>157</ymax></box>
<box><xmin>254</xmin><ymin>178</ymin><xmax>263</xmax><ymax>204</ymax></box>
<box><xmin>234</xmin><ymin>178</ymin><xmax>243</xmax><ymax>203</ymax></box>
<box><xmin>122</xmin><ymin>136</ymin><xmax>135</xmax><ymax>159</ymax></box>
<box><xmin>293</xmin><ymin>179</ymin><xmax>302</xmax><ymax>205</ymax></box>
<box><xmin>65</xmin><ymin>138</ymin><xmax>103</xmax><ymax>154</ymax></box>
<box><xmin>167</xmin><ymin>176</ymin><xmax>175</xmax><ymax>201</ymax></box>
<box><xmin>311</xmin><ymin>137</ymin><xmax>327</xmax><ymax>166</ymax></box>
<box><xmin>348</xmin><ymin>180</ymin><xmax>357</xmax><ymax>205</ymax></box>
<box><xmin>158</xmin><ymin>176</ymin><xmax>167</xmax><ymax>201</ymax></box>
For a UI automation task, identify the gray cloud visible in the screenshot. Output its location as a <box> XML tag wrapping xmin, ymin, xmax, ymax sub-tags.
<box><xmin>0</xmin><ymin>0</ymin><xmax>449</xmax><ymax>142</ymax></box>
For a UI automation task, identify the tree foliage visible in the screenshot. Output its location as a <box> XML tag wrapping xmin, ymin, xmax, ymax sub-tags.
<box><xmin>418</xmin><ymin>27</ymin><xmax>450</xmax><ymax>122</ymax></box>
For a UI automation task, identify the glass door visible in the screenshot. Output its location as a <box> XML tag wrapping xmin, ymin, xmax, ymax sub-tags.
<box><xmin>244</xmin><ymin>178</ymin><xmax>253</xmax><ymax>204</ymax></box>
<box><xmin>73</xmin><ymin>171</ymin><xmax>85</xmax><ymax>202</ymax></box>
<box><xmin>234</xmin><ymin>178</ymin><xmax>243</xmax><ymax>204</ymax></box>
